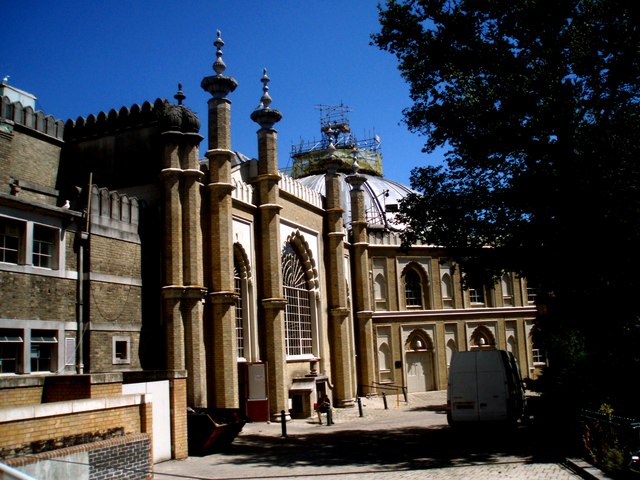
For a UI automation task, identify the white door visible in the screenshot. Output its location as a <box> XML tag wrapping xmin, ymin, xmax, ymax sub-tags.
<box><xmin>405</xmin><ymin>351</ymin><xmax>434</xmax><ymax>393</ymax></box>
<box><xmin>123</xmin><ymin>380</ymin><xmax>171</xmax><ymax>463</ymax></box>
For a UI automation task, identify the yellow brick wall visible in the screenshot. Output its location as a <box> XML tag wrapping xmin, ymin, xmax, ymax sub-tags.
<box><xmin>0</xmin><ymin>405</ymin><xmax>142</xmax><ymax>458</ymax></box>
<box><xmin>0</xmin><ymin>386</ymin><xmax>43</xmax><ymax>407</ymax></box>
<box><xmin>170</xmin><ymin>378</ymin><xmax>188</xmax><ymax>459</ymax></box>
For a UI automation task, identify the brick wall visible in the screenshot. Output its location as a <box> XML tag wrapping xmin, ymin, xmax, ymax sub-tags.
<box><xmin>0</xmin><ymin>394</ymin><xmax>151</xmax><ymax>461</ymax></box>
<box><xmin>88</xmin><ymin>283</ymin><xmax>142</xmax><ymax>324</ymax></box>
<box><xmin>90</xmin><ymin>235</ymin><xmax>142</xmax><ymax>278</ymax></box>
<box><xmin>2</xmin><ymin>127</ymin><xmax>63</xmax><ymax>206</ymax></box>
<box><xmin>43</xmin><ymin>375</ymin><xmax>123</xmax><ymax>403</ymax></box>
<box><xmin>0</xmin><ymin>377</ymin><xmax>44</xmax><ymax>407</ymax></box>
<box><xmin>0</xmin><ymin>129</ymin><xmax>12</xmax><ymax>190</ymax></box>
<box><xmin>66</xmin><ymin>231</ymin><xmax>78</xmax><ymax>271</ymax></box>
<box><xmin>170</xmin><ymin>377</ymin><xmax>188</xmax><ymax>459</ymax></box>
<box><xmin>5</xmin><ymin>433</ymin><xmax>151</xmax><ymax>480</ymax></box>
<box><xmin>0</xmin><ymin>270</ymin><xmax>76</xmax><ymax>320</ymax></box>
<box><xmin>89</xmin><ymin>331</ymin><xmax>142</xmax><ymax>372</ymax></box>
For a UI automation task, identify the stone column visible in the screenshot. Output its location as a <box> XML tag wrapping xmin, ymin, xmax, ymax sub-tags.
<box><xmin>250</xmin><ymin>69</ymin><xmax>289</xmax><ymax>421</ymax></box>
<box><xmin>160</xmin><ymin>151</ymin><xmax>185</xmax><ymax>376</ymax></box>
<box><xmin>324</xmin><ymin>144</ymin><xmax>356</xmax><ymax>407</ymax></box>
<box><xmin>201</xmin><ymin>31</ymin><xmax>239</xmax><ymax>409</ymax></box>
<box><xmin>160</xmin><ymin>90</ymin><xmax>207</xmax><ymax>407</ymax></box>
<box><xmin>346</xmin><ymin>168</ymin><xmax>376</xmax><ymax>395</ymax></box>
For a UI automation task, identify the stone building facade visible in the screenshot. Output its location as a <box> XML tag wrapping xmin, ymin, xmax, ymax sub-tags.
<box><xmin>0</xmin><ymin>32</ymin><xmax>541</xmax><ymax>465</ymax></box>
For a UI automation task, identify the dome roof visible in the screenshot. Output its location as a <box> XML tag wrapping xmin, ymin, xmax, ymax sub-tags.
<box><xmin>296</xmin><ymin>172</ymin><xmax>413</xmax><ymax>230</ymax></box>
<box><xmin>159</xmin><ymin>103</ymin><xmax>201</xmax><ymax>133</ymax></box>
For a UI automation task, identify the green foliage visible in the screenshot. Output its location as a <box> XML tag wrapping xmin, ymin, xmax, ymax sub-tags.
<box><xmin>373</xmin><ymin>0</ymin><xmax>640</xmax><ymax>414</ymax></box>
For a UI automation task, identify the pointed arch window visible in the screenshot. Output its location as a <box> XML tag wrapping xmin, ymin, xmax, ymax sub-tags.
<box><xmin>234</xmin><ymin>262</ymin><xmax>245</xmax><ymax>359</ymax></box>
<box><xmin>233</xmin><ymin>243</ymin><xmax>253</xmax><ymax>361</ymax></box>
<box><xmin>282</xmin><ymin>243</ymin><xmax>313</xmax><ymax>356</ymax></box>
<box><xmin>404</xmin><ymin>268</ymin><xmax>423</xmax><ymax>309</ymax></box>
<box><xmin>501</xmin><ymin>273</ymin><xmax>514</xmax><ymax>306</ymax></box>
<box><xmin>374</xmin><ymin>273</ymin><xmax>387</xmax><ymax>310</ymax></box>
<box><xmin>470</xmin><ymin>326</ymin><xmax>495</xmax><ymax>349</ymax></box>
<box><xmin>441</xmin><ymin>272</ymin><xmax>453</xmax><ymax>309</ymax></box>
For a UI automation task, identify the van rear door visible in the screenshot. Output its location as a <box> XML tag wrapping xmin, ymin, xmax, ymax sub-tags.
<box><xmin>448</xmin><ymin>351</ymin><xmax>480</xmax><ymax>422</ymax></box>
<box><xmin>476</xmin><ymin>350</ymin><xmax>508</xmax><ymax>422</ymax></box>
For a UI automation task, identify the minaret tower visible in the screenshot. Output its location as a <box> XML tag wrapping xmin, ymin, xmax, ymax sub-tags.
<box><xmin>160</xmin><ymin>83</ymin><xmax>207</xmax><ymax>408</ymax></box>
<box><xmin>201</xmin><ymin>31</ymin><xmax>240</xmax><ymax>409</ymax></box>
<box><xmin>250</xmin><ymin>69</ymin><xmax>289</xmax><ymax>421</ymax></box>
<box><xmin>346</xmin><ymin>158</ymin><xmax>376</xmax><ymax>394</ymax></box>
<box><xmin>324</xmin><ymin>133</ymin><xmax>356</xmax><ymax>407</ymax></box>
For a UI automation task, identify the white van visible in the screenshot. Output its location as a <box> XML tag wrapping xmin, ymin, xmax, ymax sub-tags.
<box><xmin>446</xmin><ymin>349</ymin><xmax>525</xmax><ymax>426</ymax></box>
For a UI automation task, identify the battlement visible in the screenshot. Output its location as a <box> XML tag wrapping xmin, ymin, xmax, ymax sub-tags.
<box><xmin>279</xmin><ymin>172</ymin><xmax>323</xmax><ymax>209</ymax></box>
<box><xmin>89</xmin><ymin>185</ymin><xmax>140</xmax><ymax>242</ymax></box>
<box><xmin>64</xmin><ymin>99</ymin><xmax>166</xmax><ymax>140</ymax></box>
<box><xmin>64</xmin><ymin>97</ymin><xmax>200</xmax><ymax>141</ymax></box>
<box><xmin>1</xmin><ymin>95</ymin><xmax>65</xmax><ymax>140</ymax></box>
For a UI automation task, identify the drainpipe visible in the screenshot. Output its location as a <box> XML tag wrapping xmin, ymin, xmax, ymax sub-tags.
<box><xmin>76</xmin><ymin>173</ymin><xmax>92</xmax><ymax>374</ymax></box>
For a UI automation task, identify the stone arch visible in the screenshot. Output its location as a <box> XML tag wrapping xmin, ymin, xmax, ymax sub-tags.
<box><xmin>374</xmin><ymin>273</ymin><xmax>386</xmax><ymax>303</ymax></box>
<box><xmin>283</xmin><ymin>230</ymin><xmax>319</xmax><ymax>290</ymax></box>
<box><xmin>233</xmin><ymin>242</ymin><xmax>253</xmax><ymax>361</ymax></box>
<box><xmin>404</xmin><ymin>328</ymin><xmax>434</xmax><ymax>352</ymax></box>
<box><xmin>281</xmin><ymin>230</ymin><xmax>320</xmax><ymax>357</ymax></box>
<box><xmin>470</xmin><ymin>325</ymin><xmax>496</xmax><ymax>349</ymax></box>
<box><xmin>501</xmin><ymin>273</ymin><xmax>514</xmax><ymax>306</ymax></box>
<box><xmin>233</xmin><ymin>242</ymin><xmax>252</xmax><ymax>280</ymax></box>
<box><xmin>404</xmin><ymin>329</ymin><xmax>435</xmax><ymax>392</ymax></box>
<box><xmin>446</xmin><ymin>338</ymin><xmax>457</xmax><ymax>370</ymax></box>
<box><xmin>507</xmin><ymin>334</ymin><xmax>517</xmax><ymax>355</ymax></box>
<box><xmin>400</xmin><ymin>261</ymin><xmax>430</xmax><ymax>309</ymax></box>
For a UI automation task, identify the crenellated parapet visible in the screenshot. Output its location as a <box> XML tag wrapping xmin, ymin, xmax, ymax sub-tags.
<box><xmin>231</xmin><ymin>177</ymin><xmax>253</xmax><ymax>205</ymax></box>
<box><xmin>89</xmin><ymin>185</ymin><xmax>140</xmax><ymax>242</ymax></box>
<box><xmin>278</xmin><ymin>173</ymin><xmax>323</xmax><ymax>209</ymax></box>
<box><xmin>0</xmin><ymin>96</ymin><xmax>65</xmax><ymax>140</ymax></box>
<box><xmin>368</xmin><ymin>229</ymin><xmax>402</xmax><ymax>246</ymax></box>
<box><xmin>64</xmin><ymin>98</ymin><xmax>200</xmax><ymax>141</ymax></box>
<box><xmin>368</xmin><ymin>229</ymin><xmax>428</xmax><ymax>246</ymax></box>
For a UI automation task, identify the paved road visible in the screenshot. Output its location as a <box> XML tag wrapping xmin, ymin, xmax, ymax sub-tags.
<box><xmin>153</xmin><ymin>391</ymin><xmax>589</xmax><ymax>480</ymax></box>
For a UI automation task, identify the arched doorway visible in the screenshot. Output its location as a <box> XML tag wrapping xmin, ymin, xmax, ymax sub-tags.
<box><xmin>404</xmin><ymin>329</ymin><xmax>435</xmax><ymax>392</ymax></box>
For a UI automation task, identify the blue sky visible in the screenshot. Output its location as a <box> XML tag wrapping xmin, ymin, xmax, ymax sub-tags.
<box><xmin>3</xmin><ymin>1</ymin><xmax>443</xmax><ymax>185</ymax></box>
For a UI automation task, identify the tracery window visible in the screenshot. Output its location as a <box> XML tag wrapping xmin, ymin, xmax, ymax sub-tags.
<box><xmin>282</xmin><ymin>243</ymin><xmax>313</xmax><ymax>356</ymax></box>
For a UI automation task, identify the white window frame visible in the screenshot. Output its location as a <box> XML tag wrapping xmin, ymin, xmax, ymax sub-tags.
<box><xmin>0</xmin><ymin>215</ymin><xmax>62</xmax><ymax>272</ymax></box>
<box><xmin>112</xmin><ymin>336</ymin><xmax>131</xmax><ymax>365</ymax></box>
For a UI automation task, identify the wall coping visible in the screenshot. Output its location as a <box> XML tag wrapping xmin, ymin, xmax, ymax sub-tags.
<box><xmin>4</xmin><ymin>432</ymin><xmax>150</xmax><ymax>468</ymax></box>
<box><xmin>0</xmin><ymin>377</ymin><xmax>45</xmax><ymax>389</ymax></box>
<box><xmin>0</xmin><ymin>393</ymin><xmax>151</xmax><ymax>423</ymax></box>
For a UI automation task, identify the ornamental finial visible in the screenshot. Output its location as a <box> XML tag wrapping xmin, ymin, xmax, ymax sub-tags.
<box><xmin>259</xmin><ymin>68</ymin><xmax>272</xmax><ymax>109</ymax></box>
<box><xmin>351</xmin><ymin>148</ymin><xmax>360</xmax><ymax>173</ymax></box>
<box><xmin>213</xmin><ymin>30</ymin><xmax>227</xmax><ymax>75</ymax></box>
<box><xmin>174</xmin><ymin>83</ymin><xmax>186</xmax><ymax>105</ymax></box>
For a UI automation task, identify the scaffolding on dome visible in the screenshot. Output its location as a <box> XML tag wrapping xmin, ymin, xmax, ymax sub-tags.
<box><xmin>290</xmin><ymin>104</ymin><xmax>383</xmax><ymax>179</ymax></box>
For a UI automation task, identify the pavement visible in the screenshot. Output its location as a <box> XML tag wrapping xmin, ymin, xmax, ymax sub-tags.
<box><xmin>153</xmin><ymin>390</ymin><xmax>612</xmax><ymax>480</ymax></box>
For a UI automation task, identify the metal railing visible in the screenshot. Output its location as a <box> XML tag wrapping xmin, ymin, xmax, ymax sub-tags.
<box><xmin>0</xmin><ymin>463</ymin><xmax>37</xmax><ymax>480</ymax></box>
<box><xmin>579</xmin><ymin>409</ymin><xmax>640</xmax><ymax>476</ymax></box>
<box><xmin>359</xmin><ymin>382</ymin><xmax>408</xmax><ymax>404</ymax></box>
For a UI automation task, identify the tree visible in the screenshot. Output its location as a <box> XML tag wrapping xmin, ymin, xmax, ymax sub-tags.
<box><xmin>373</xmin><ymin>0</ymin><xmax>640</xmax><ymax>415</ymax></box>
